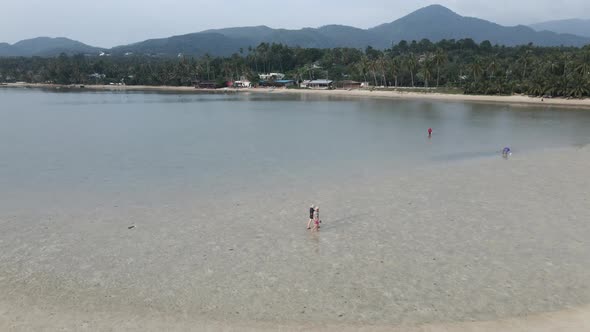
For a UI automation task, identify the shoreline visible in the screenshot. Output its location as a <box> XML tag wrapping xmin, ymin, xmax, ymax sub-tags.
<box><xmin>3</xmin><ymin>82</ymin><xmax>590</xmax><ymax>108</ymax></box>
<box><xmin>2</xmin><ymin>86</ymin><xmax>590</xmax><ymax>331</ymax></box>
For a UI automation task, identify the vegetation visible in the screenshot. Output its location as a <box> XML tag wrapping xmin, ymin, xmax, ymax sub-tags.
<box><xmin>1</xmin><ymin>39</ymin><xmax>590</xmax><ymax>98</ymax></box>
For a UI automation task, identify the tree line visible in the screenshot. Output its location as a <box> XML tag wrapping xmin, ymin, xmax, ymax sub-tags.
<box><xmin>1</xmin><ymin>39</ymin><xmax>590</xmax><ymax>97</ymax></box>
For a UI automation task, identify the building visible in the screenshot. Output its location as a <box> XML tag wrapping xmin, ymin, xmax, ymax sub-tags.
<box><xmin>259</xmin><ymin>73</ymin><xmax>285</xmax><ymax>80</ymax></box>
<box><xmin>233</xmin><ymin>80</ymin><xmax>252</xmax><ymax>88</ymax></box>
<box><xmin>194</xmin><ymin>80</ymin><xmax>217</xmax><ymax>89</ymax></box>
<box><xmin>304</xmin><ymin>79</ymin><xmax>333</xmax><ymax>90</ymax></box>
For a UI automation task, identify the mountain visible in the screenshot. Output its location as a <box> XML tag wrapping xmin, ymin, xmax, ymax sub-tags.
<box><xmin>112</xmin><ymin>5</ymin><xmax>589</xmax><ymax>56</ymax></box>
<box><xmin>2</xmin><ymin>5</ymin><xmax>590</xmax><ymax>58</ymax></box>
<box><xmin>369</xmin><ymin>5</ymin><xmax>590</xmax><ymax>48</ymax></box>
<box><xmin>203</xmin><ymin>24</ymin><xmax>381</xmax><ymax>49</ymax></box>
<box><xmin>0</xmin><ymin>37</ymin><xmax>102</xmax><ymax>57</ymax></box>
<box><xmin>0</xmin><ymin>43</ymin><xmax>14</xmax><ymax>56</ymax></box>
<box><xmin>530</xmin><ymin>19</ymin><xmax>590</xmax><ymax>38</ymax></box>
<box><xmin>110</xmin><ymin>33</ymin><xmax>252</xmax><ymax>56</ymax></box>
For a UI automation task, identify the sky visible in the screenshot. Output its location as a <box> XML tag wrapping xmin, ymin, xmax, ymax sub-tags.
<box><xmin>2</xmin><ymin>0</ymin><xmax>589</xmax><ymax>47</ymax></box>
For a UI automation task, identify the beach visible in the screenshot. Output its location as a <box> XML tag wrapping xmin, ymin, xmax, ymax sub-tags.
<box><xmin>1</xmin><ymin>143</ymin><xmax>589</xmax><ymax>331</ymax></box>
<box><xmin>3</xmin><ymin>82</ymin><xmax>590</xmax><ymax>108</ymax></box>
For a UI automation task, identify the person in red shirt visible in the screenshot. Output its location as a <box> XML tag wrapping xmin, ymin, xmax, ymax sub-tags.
<box><xmin>428</xmin><ymin>128</ymin><xmax>433</xmax><ymax>137</ymax></box>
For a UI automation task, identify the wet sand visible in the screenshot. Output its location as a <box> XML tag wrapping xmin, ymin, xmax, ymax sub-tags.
<box><xmin>1</xmin><ymin>145</ymin><xmax>589</xmax><ymax>331</ymax></box>
<box><xmin>3</xmin><ymin>82</ymin><xmax>590</xmax><ymax>108</ymax></box>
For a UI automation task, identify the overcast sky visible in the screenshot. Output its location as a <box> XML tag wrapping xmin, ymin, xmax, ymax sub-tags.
<box><xmin>2</xmin><ymin>0</ymin><xmax>589</xmax><ymax>47</ymax></box>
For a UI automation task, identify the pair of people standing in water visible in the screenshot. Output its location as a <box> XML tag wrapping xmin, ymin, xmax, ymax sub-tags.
<box><xmin>307</xmin><ymin>205</ymin><xmax>320</xmax><ymax>231</ymax></box>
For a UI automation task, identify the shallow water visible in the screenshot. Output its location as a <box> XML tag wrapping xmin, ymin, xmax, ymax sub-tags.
<box><xmin>1</xmin><ymin>88</ymin><xmax>589</xmax><ymax>201</ymax></box>
<box><xmin>1</xmin><ymin>88</ymin><xmax>590</xmax><ymax>326</ymax></box>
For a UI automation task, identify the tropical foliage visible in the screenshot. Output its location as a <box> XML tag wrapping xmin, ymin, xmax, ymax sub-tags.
<box><xmin>1</xmin><ymin>39</ymin><xmax>590</xmax><ymax>98</ymax></box>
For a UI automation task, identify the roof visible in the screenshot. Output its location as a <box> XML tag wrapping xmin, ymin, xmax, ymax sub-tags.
<box><xmin>275</xmin><ymin>80</ymin><xmax>295</xmax><ymax>83</ymax></box>
<box><xmin>309</xmin><ymin>80</ymin><xmax>333</xmax><ymax>84</ymax></box>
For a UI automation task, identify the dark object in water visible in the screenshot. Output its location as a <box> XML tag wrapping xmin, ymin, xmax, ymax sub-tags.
<box><xmin>128</xmin><ymin>225</ymin><xmax>136</xmax><ymax>229</ymax></box>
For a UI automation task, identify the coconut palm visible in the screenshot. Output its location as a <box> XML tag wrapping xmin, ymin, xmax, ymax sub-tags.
<box><xmin>487</xmin><ymin>56</ymin><xmax>499</xmax><ymax>79</ymax></box>
<box><xmin>568</xmin><ymin>84</ymin><xmax>589</xmax><ymax>98</ymax></box>
<box><xmin>378</xmin><ymin>56</ymin><xmax>388</xmax><ymax>86</ymax></box>
<box><xmin>356</xmin><ymin>57</ymin><xmax>369</xmax><ymax>85</ymax></box>
<box><xmin>575</xmin><ymin>52</ymin><xmax>590</xmax><ymax>77</ymax></box>
<box><xmin>469</xmin><ymin>57</ymin><xmax>484</xmax><ymax>82</ymax></box>
<box><xmin>433</xmin><ymin>48</ymin><xmax>447</xmax><ymax>87</ymax></box>
<box><xmin>405</xmin><ymin>53</ymin><xmax>417</xmax><ymax>87</ymax></box>
<box><xmin>420</xmin><ymin>59</ymin><xmax>434</xmax><ymax>88</ymax></box>
<box><xmin>369</xmin><ymin>60</ymin><xmax>379</xmax><ymax>87</ymax></box>
<box><xmin>519</xmin><ymin>49</ymin><xmax>532</xmax><ymax>80</ymax></box>
<box><xmin>389</xmin><ymin>57</ymin><xmax>401</xmax><ymax>87</ymax></box>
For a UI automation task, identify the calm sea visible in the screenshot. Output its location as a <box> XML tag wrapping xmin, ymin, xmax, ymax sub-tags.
<box><xmin>1</xmin><ymin>88</ymin><xmax>589</xmax><ymax>203</ymax></box>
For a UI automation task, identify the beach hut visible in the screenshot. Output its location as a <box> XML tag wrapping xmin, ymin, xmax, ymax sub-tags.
<box><xmin>300</xmin><ymin>80</ymin><xmax>312</xmax><ymax>88</ymax></box>
<box><xmin>194</xmin><ymin>80</ymin><xmax>217</xmax><ymax>89</ymax></box>
<box><xmin>234</xmin><ymin>80</ymin><xmax>252</xmax><ymax>88</ymax></box>
<box><xmin>307</xmin><ymin>79</ymin><xmax>333</xmax><ymax>90</ymax></box>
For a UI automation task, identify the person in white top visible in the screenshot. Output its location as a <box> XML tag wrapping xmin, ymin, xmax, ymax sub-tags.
<box><xmin>311</xmin><ymin>206</ymin><xmax>320</xmax><ymax>232</ymax></box>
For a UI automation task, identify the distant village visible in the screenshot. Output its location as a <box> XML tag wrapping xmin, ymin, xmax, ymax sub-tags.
<box><xmin>195</xmin><ymin>72</ymin><xmax>367</xmax><ymax>90</ymax></box>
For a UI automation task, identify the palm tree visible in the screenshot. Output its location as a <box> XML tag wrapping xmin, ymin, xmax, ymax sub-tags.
<box><xmin>546</xmin><ymin>57</ymin><xmax>560</xmax><ymax>76</ymax></box>
<box><xmin>357</xmin><ymin>55</ymin><xmax>370</xmax><ymax>86</ymax></box>
<box><xmin>370</xmin><ymin>60</ymin><xmax>379</xmax><ymax>87</ymax></box>
<box><xmin>561</xmin><ymin>52</ymin><xmax>573</xmax><ymax>92</ymax></box>
<box><xmin>203</xmin><ymin>54</ymin><xmax>212</xmax><ymax>80</ymax></box>
<box><xmin>420</xmin><ymin>59</ymin><xmax>434</xmax><ymax>88</ymax></box>
<box><xmin>470</xmin><ymin>57</ymin><xmax>484</xmax><ymax>82</ymax></box>
<box><xmin>575</xmin><ymin>52</ymin><xmax>590</xmax><ymax>77</ymax></box>
<box><xmin>405</xmin><ymin>53</ymin><xmax>417</xmax><ymax>87</ymax></box>
<box><xmin>568</xmin><ymin>84</ymin><xmax>589</xmax><ymax>98</ymax></box>
<box><xmin>433</xmin><ymin>48</ymin><xmax>447</xmax><ymax>87</ymax></box>
<box><xmin>378</xmin><ymin>56</ymin><xmax>387</xmax><ymax>86</ymax></box>
<box><xmin>389</xmin><ymin>57</ymin><xmax>400</xmax><ymax>87</ymax></box>
<box><xmin>487</xmin><ymin>56</ymin><xmax>499</xmax><ymax>79</ymax></box>
<box><xmin>519</xmin><ymin>50</ymin><xmax>532</xmax><ymax>80</ymax></box>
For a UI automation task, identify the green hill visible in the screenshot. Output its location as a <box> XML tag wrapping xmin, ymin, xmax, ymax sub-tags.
<box><xmin>0</xmin><ymin>37</ymin><xmax>102</xmax><ymax>57</ymax></box>
<box><xmin>369</xmin><ymin>5</ymin><xmax>589</xmax><ymax>48</ymax></box>
<box><xmin>530</xmin><ymin>19</ymin><xmax>590</xmax><ymax>38</ymax></box>
<box><xmin>2</xmin><ymin>5</ymin><xmax>589</xmax><ymax>58</ymax></box>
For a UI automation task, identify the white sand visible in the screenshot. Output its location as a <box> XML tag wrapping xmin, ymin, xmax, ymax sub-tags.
<box><xmin>1</xmin><ymin>145</ymin><xmax>589</xmax><ymax>331</ymax></box>
<box><xmin>3</xmin><ymin>82</ymin><xmax>590</xmax><ymax>108</ymax></box>
<box><xmin>1</xmin><ymin>84</ymin><xmax>590</xmax><ymax>330</ymax></box>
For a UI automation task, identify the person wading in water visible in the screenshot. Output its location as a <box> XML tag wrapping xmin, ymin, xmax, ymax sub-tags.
<box><xmin>307</xmin><ymin>205</ymin><xmax>315</xmax><ymax>229</ymax></box>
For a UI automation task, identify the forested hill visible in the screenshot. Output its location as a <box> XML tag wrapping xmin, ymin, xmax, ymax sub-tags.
<box><xmin>0</xmin><ymin>37</ymin><xmax>102</xmax><ymax>57</ymax></box>
<box><xmin>119</xmin><ymin>5</ymin><xmax>586</xmax><ymax>56</ymax></box>
<box><xmin>530</xmin><ymin>19</ymin><xmax>590</xmax><ymax>38</ymax></box>
<box><xmin>368</xmin><ymin>5</ymin><xmax>589</xmax><ymax>48</ymax></box>
<box><xmin>2</xmin><ymin>5</ymin><xmax>590</xmax><ymax>58</ymax></box>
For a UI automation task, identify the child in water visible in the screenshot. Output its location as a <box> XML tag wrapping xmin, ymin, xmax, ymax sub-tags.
<box><xmin>311</xmin><ymin>206</ymin><xmax>320</xmax><ymax>232</ymax></box>
<box><xmin>502</xmin><ymin>147</ymin><xmax>511</xmax><ymax>157</ymax></box>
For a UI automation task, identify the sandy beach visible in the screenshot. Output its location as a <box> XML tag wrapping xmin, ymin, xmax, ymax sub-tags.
<box><xmin>1</xmin><ymin>143</ymin><xmax>589</xmax><ymax>331</ymax></box>
<box><xmin>3</xmin><ymin>82</ymin><xmax>590</xmax><ymax>108</ymax></box>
